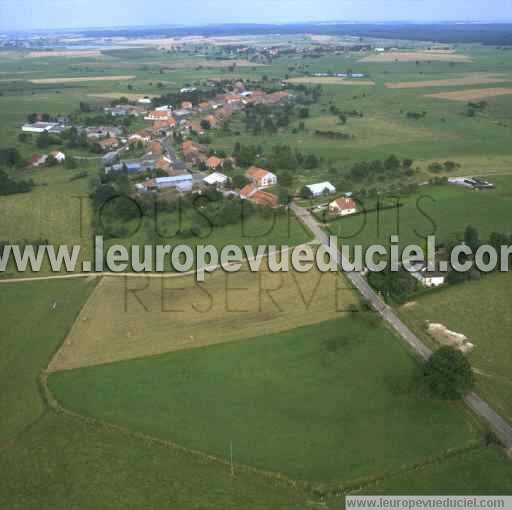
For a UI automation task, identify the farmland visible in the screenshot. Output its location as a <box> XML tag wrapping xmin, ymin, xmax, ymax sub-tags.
<box><xmin>400</xmin><ymin>271</ymin><xmax>512</xmax><ymax>423</ymax></box>
<box><xmin>2</xmin><ymin>27</ymin><xmax>512</xmax><ymax>506</ymax></box>
<box><xmin>48</xmin><ymin>316</ymin><xmax>481</xmax><ymax>483</ymax></box>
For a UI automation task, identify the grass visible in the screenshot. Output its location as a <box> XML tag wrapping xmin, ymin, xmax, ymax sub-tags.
<box><xmin>48</xmin><ymin>258</ymin><xmax>356</xmax><ymax>371</ymax></box>
<box><xmin>49</xmin><ymin>316</ymin><xmax>480</xmax><ymax>482</ymax></box>
<box><xmin>327</xmin><ymin>175</ymin><xmax>512</xmax><ymax>251</ymax></box>
<box><xmin>0</xmin><ymin>278</ymin><xmax>96</xmax><ymax>445</ymax></box>
<box><xmin>399</xmin><ymin>271</ymin><xmax>512</xmax><ymax>424</ymax></box>
<box><xmin>360</xmin><ymin>446</ymin><xmax>512</xmax><ymax>495</ymax></box>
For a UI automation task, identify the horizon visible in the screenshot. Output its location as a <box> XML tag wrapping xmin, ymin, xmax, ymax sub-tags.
<box><xmin>1</xmin><ymin>0</ymin><xmax>511</xmax><ymax>32</ymax></box>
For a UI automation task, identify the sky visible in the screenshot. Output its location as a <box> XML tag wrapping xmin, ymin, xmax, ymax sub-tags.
<box><xmin>0</xmin><ymin>0</ymin><xmax>511</xmax><ymax>31</ymax></box>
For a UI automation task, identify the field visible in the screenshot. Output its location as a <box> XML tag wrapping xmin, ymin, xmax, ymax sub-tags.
<box><xmin>48</xmin><ymin>316</ymin><xmax>481</xmax><ymax>482</ymax></box>
<box><xmin>30</xmin><ymin>75</ymin><xmax>136</xmax><ymax>84</ymax></box>
<box><xmin>286</xmin><ymin>77</ymin><xmax>375</xmax><ymax>86</ymax></box>
<box><xmin>328</xmin><ymin>175</ymin><xmax>512</xmax><ymax>252</ymax></box>
<box><xmin>0</xmin><ymin>279</ymin><xmax>313</xmax><ymax>510</ymax></box>
<box><xmin>400</xmin><ymin>271</ymin><xmax>512</xmax><ymax>423</ymax></box>
<box><xmin>360</xmin><ymin>51</ymin><xmax>473</xmax><ymax>62</ymax></box>
<box><xmin>385</xmin><ymin>73</ymin><xmax>512</xmax><ymax>89</ymax></box>
<box><xmin>48</xmin><ymin>257</ymin><xmax>356</xmax><ymax>371</ymax></box>
<box><xmin>424</xmin><ymin>87</ymin><xmax>512</xmax><ymax>101</ymax></box>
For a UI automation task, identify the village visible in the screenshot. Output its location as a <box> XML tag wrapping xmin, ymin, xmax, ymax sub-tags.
<box><xmin>20</xmin><ymin>79</ymin><xmax>360</xmax><ymax>214</ymax></box>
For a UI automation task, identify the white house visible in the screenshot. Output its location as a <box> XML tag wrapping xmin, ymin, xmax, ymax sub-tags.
<box><xmin>203</xmin><ymin>172</ymin><xmax>228</xmax><ymax>187</ymax></box>
<box><xmin>138</xmin><ymin>97</ymin><xmax>153</xmax><ymax>104</ymax></box>
<box><xmin>306</xmin><ymin>181</ymin><xmax>336</xmax><ymax>197</ymax></box>
<box><xmin>412</xmin><ymin>265</ymin><xmax>446</xmax><ymax>288</ymax></box>
<box><xmin>329</xmin><ymin>197</ymin><xmax>357</xmax><ymax>216</ymax></box>
<box><xmin>246</xmin><ymin>166</ymin><xmax>278</xmax><ymax>188</ymax></box>
<box><xmin>49</xmin><ymin>151</ymin><xmax>66</xmax><ymax>163</ymax></box>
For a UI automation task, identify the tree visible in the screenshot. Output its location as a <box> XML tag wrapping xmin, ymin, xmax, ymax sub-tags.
<box><xmin>299</xmin><ymin>185</ymin><xmax>313</xmax><ymax>199</ymax></box>
<box><xmin>200</xmin><ymin>119</ymin><xmax>211</xmax><ymax>131</ymax></box>
<box><xmin>423</xmin><ymin>346</ymin><xmax>474</xmax><ymax>399</ymax></box>
<box><xmin>36</xmin><ymin>131</ymin><xmax>51</xmax><ymax>149</ymax></box>
<box><xmin>464</xmin><ymin>225</ymin><xmax>480</xmax><ymax>252</ymax></box>
<box><xmin>384</xmin><ymin>154</ymin><xmax>400</xmax><ymax>172</ymax></box>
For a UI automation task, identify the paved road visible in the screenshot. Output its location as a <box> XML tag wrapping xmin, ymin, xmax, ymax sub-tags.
<box><xmin>291</xmin><ymin>202</ymin><xmax>512</xmax><ymax>453</ymax></box>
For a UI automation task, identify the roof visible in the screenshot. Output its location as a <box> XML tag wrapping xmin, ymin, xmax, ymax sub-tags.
<box><xmin>148</xmin><ymin>110</ymin><xmax>172</xmax><ymax>118</ymax></box>
<box><xmin>155</xmin><ymin>175</ymin><xmax>192</xmax><ymax>184</ymax></box>
<box><xmin>155</xmin><ymin>158</ymin><xmax>171</xmax><ymax>171</ymax></box>
<box><xmin>99</xmin><ymin>137</ymin><xmax>119</xmax><ymax>146</ymax></box>
<box><xmin>203</xmin><ymin>172</ymin><xmax>228</xmax><ymax>185</ymax></box>
<box><xmin>240</xmin><ymin>183</ymin><xmax>257</xmax><ymax>199</ymax></box>
<box><xmin>207</xmin><ymin>156</ymin><xmax>223</xmax><ymax>168</ymax></box>
<box><xmin>330</xmin><ymin>197</ymin><xmax>357</xmax><ymax>210</ymax></box>
<box><xmin>246</xmin><ymin>166</ymin><xmax>274</xmax><ymax>181</ymax></box>
<box><xmin>250</xmin><ymin>190</ymin><xmax>279</xmax><ymax>208</ymax></box>
<box><xmin>307</xmin><ymin>182</ymin><xmax>336</xmax><ymax>194</ymax></box>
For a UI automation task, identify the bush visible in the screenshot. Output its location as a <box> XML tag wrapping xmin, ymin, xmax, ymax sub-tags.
<box><xmin>423</xmin><ymin>346</ymin><xmax>474</xmax><ymax>399</ymax></box>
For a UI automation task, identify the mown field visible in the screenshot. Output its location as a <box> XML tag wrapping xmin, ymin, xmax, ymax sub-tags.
<box><xmin>49</xmin><ymin>316</ymin><xmax>482</xmax><ymax>483</ymax></box>
<box><xmin>399</xmin><ymin>271</ymin><xmax>512</xmax><ymax>424</ymax></box>
<box><xmin>49</xmin><ymin>257</ymin><xmax>356</xmax><ymax>371</ymax></box>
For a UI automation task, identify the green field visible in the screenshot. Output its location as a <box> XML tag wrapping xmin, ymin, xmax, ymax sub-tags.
<box><xmin>49</xmin><ymin>316</ymin><xmax>481</xmax><ymax>483</ymax></box>
<box><xmin>328</xmin><ymin>175</ymin><xmax>512</xmax><ymax>251</ymax></box>
<box><xmin>400</xmin><ymin>271</ymin><xmax>512</xmax><ymax>423</ymax></box>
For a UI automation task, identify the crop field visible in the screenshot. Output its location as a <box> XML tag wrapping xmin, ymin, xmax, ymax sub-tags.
<box><xmin>30</xmin><ymin>75</ymin><xmax>136</xmax><ymax>84</ymax></box>
<box><xmin>286</xmin><ymin>77</ymin><xmax>375</xmax><ymax>85</ymax></box>
<box><xmin>359</xmin><ymin>51</ymin><xmax>473</xmax><ymax>62</ymax></box>
<box><xmin>48</xmin><ymin>256</ymin><xmax>356</xmax><ymax>371</ymax></box>
<box><xmin>48</xmin><ymin>316</ymin><xmax>481</xmax><ymax>482</ymax></box>
<box><xmin>400</xmin><ymin>271</ymin><xmax>512</xmax><ymax>423</ymax></box>
<box><xmin>385</xmin><ymin>73</ymin><xmax>512</xmax><ymax>89</ymax></box>
<box><xmin>424</xmin><ymin>87</ymin><xmax>512</xmax><ymax>101</ymax></box>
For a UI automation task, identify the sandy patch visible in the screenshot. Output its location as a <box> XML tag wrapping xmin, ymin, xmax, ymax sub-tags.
<box><xmin>386</xmin><ymin>73</ymin><xmax>512</xmax><ymax>89</ymax></box>
<box><xmin>424</xmin><ymin>87</ymin><xmax>512</xmax><ymax>102</ymax></box>
<box><xmin>360</xmin><ymin>51</ymin><xmax>473</xmax><ymax>63</ymax></box>
<box><xmin>27</xmin><ymin>50</ymin><xmax>103</xmax><ymax>58</ymax></box>
<box><xmin>427</xmin><ymin>322</ymin><xmax>474</xmax><ymax>353</ymax></box>
<box><xmin>286</xmin><ymin>77</ymin><xmax>375</xmax><ymax>86</ymax></box>
<box><xmin>30</xmin><ymin>75</ymin><xmax>136</xmax><ymax>84</ymax></box>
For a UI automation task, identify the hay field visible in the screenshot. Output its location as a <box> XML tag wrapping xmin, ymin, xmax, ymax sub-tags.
<box><xmin>286</xmin><ymin>77</ymin><xmax>375</xmax><ymax>85</ymax></box>
<box><xmin>49</xmin><ymin>259</ymin><xmax>356</xmax><ymax>372</ymax></box>
<box><xmin>30</xmin><ymin>75</ymin><xmax>136</xmax><ymax>84</ymax></box>
<box><xmin>360</xmin><ymin>51</ymin><xmax>473</xmax><ymax>63</ymax></box>
<box><xmin>386</xmin><ymin>73</ymin><xmax>512</xmax><ymax>89</ymax></box>
<box><xmin>27</xmin><ymin>50</ymin><xmax>103</xmax><ymax>58</ymax></box>
<box><xmin>424</xmin><ymin>87</ymin><xmax>512</xmax><ymax>101</ymax></box>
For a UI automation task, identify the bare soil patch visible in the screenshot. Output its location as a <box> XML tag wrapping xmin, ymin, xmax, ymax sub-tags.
<box><xmin>427</xmin><ymin>322</ymin><xmax>475</xmax><ymax>353</ymax></box>
<box><xmin>424</xmin><ymin>87</ymin><xmax>512</xmax><ymax>102</ymax></box>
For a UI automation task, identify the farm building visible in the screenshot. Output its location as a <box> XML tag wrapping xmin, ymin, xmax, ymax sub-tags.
<box><xmin>329</xmin><ymin>197</ymin><xmax>357</xmax><ymax>216</ymax></box>
<box><xmin>28</xmin><ymin>154</ymin><xmax>48</xmax><ymax>167</ymax></box>
<box><xmin>49</xmin><ymin>151</ymin><xmax>66</xmax><ymax>163</ymax></box>
<box><xmin>153</xmin><ymin>174</ymin><xmax>193</xmax><ymax>192</ymax></box>
<box><xmin>448</xmin><ymin>177</ymin><xmax>495</xmax><ymax>190</ymax></box>
<box><xmin>203</xmin><ymin>172</ymin><xmax>228</xmax><ymax>187</ymax></box>
<box><xmin>246</xmin><ymin>166</ymin><xmax>278</xmax><ymax>188</ymax></box>
<box><xmin>22</xmin><ymin>122</ymin><xmax>59</xmax><ymax>133</ymax></box>
<box><xmin>306</xmin><ymin>182</ymin><xmax>336</xmax><ymax>197</ymax></box>
<box><xmin>411</xmin><ymin>265</ymin><xmax>446</xmax><ymax>288</ymax></box>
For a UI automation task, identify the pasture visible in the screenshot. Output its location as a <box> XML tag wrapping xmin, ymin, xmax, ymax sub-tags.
<box><xmin>359</xmin><ymin>51</ymin><xmax>473</xmax><ymax>62</ymax></box>
<box><xmin>48</xmin><ymin>316</ymin><xmax>481</xmax><ymax>482</ymax></box>
<box><xmin>424</xmin><ymin>87</ymin><xmax>512</xmax><ymax>101</ymax></box>
<box><xmin>48</xmin><ymin>256</ymin><xmax>356</xmax><ymax>371</ymax></box>
<box><xmin>400</xmin><ymin>271</ymin><xmax>512</xmax><ymax>423</ymax></box>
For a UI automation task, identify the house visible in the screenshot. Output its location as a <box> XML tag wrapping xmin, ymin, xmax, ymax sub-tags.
<box><xmin>412</xmin><ymin>265</ymin><xmax>446</xmax><ymax>288</ymax></box>
<box><xmin>198</xmin><ymin>101</ymin><xmax>210</xmax><ymax>111</ymax></box>
<box><xmin>155</xmin><ymin>105</ymin><xmax>173</xmax><ymax>113</ymax></box>
<box><xmin>153</xmin><ymin>118</ymin><xmax>176</xmax><ymax>134</ymax></box>
<box><xmin>144</xmin><ymin>110</ymin><xmax>173</xmax><ymax>121</ymax></box>
<box><xmin>246</xmin><ymin>166</ymin><xmax>278</xmax><ymax>188</ymax></box>
<box><xmin>138</xmin><ymin>97</ymin><xmax>153</xmax><ymax>104</ymax></box>
<box><xmin>306</xmin><ymin>181</ymin><xmax>336</xmax><ymax>197</ymax></box>
<box><xmin>329</xmin><ymin>197</ymin><xmax>357</xmax><ymax>216</ymax></box>
<box><xmin>240</xmin><ymin>183</ymin><xmax>257</xmax><ymax>199</ymax></box>
<box><xmin>155</xmin><ymin>157</ymin><xmax>172</xmax><ymax>173</ymax></box>
<box><xmin>207</xmin><ymin>156</ymin><xmax>223</xmax><ymax>170</ymax></box>
<box><xmin>239</xmin><ymin>183</ymin><xmax>278</xmax><ymax>207</ymax></box>
<box><xmin>203</xmin><ymin>172</ymin><xmax>228</xmax><ymax>187</ymax></box>
<box><xmin>49</xmin><ymin>150</ymin><xmax>66</xmax><ymax>163</ymax></box>
<box><xmin>128</xmin><ymin>132</ymin><xmax>151</xmax><ymax>145</ymax></box>
<box><xmin>98</xmin><ymin>137</ymin><xmax>120</xmax><ymax>151</ymax></box>
<box><xmin>181</xmin><ymin>101</ymin><xmax>193</xmax><ymax>110</ymax></box>
<box><xmin>148</xmin><ymin>141</ymin><xmax>164</xmax><ymax>157</ymax></box>
<box><xmin>28</xmin><ymin>154</ymin><xmax>48</xmax><ymax>167</ymax></box>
